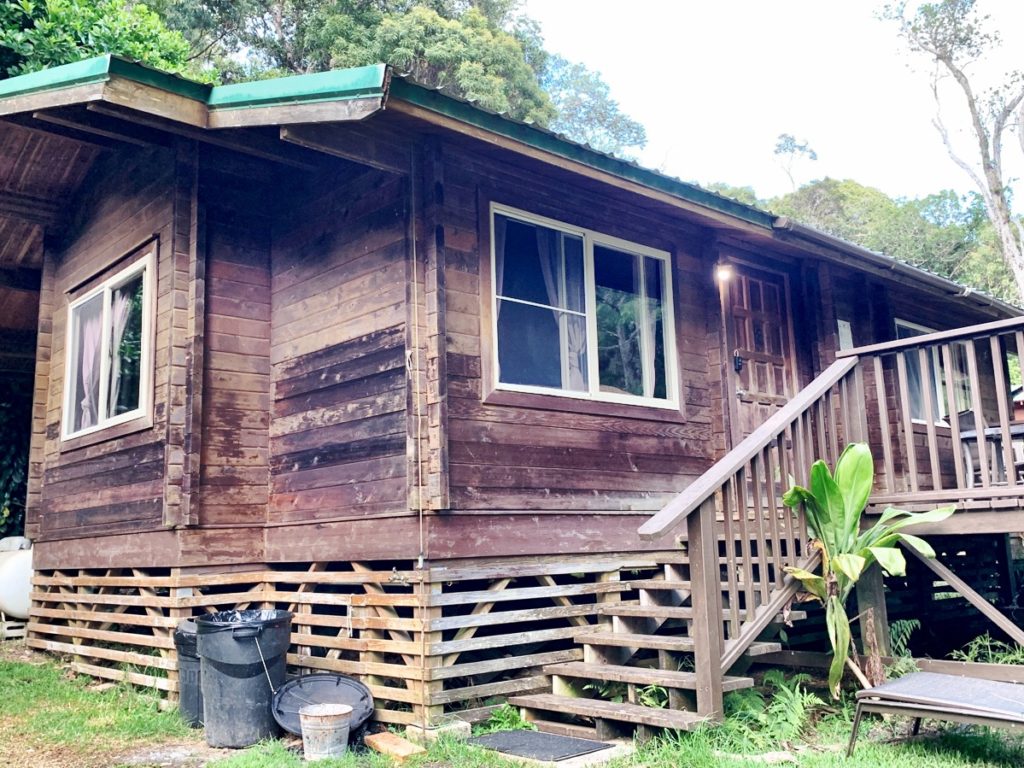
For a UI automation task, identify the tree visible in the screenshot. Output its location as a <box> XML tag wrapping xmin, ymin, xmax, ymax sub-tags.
<box><xmin>774</xmin><ymin>133</ymin><xmax>818</xmax><ymax>191</ymax></box>
<box><xmin>884</xmin><ymin>0</ymin><xmax>1024</xmax><ymax>302</ymax></box>
<box><xmin>541</xmin><ymin>55</ymin><xmax>646</xmax><ymax>156</ymax></box>
<box><xmin>152</xmin><ymin>1</ymin><xmax>646</xmax><ymax>151</ymax></box>
<box><xmin>771</xmin><ymin>177</ymin><xmax>1016</xmax><ymax>301</ymax></box>
<box><xmin>0</xmin><ymin>0</ymin><xmax>208</xmax><ymax>81</ymax></box>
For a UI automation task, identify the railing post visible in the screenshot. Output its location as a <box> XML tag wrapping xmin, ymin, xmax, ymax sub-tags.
<box><xmin>688</xmin><ymin>497</ymin><xmax>724</xmax><ymax>720</ymax></box>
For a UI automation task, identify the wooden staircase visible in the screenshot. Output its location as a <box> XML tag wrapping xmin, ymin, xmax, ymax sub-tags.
<box><xmin>509</xmin><ymin>358</ymin><xmax>859</xmax><ymax>737</ymax></box>
<box><xmin>510</xmin><ymin>562</ymin><xmax>808</xmax><ymax>738</ymax></box>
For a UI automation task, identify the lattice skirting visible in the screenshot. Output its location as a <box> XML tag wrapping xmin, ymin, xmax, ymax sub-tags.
<box><xmin>27</xmin><ymin>553</ymin><xmax>674</xmax><ymax>727</ymax></box>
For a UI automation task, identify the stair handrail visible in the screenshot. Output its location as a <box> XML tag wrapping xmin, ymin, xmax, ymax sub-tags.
<box><xmin>638</xmin><ymin>356</ymin><xmax>860</xmax><ymax>540</ymax></box>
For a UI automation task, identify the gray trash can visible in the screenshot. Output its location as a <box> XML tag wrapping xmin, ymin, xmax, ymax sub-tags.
<box><xmin>173</xmin><ymin>619</ymin><xmax>203</xmax><ymax>727</ymax></box>
<box><xmin>196</xmin><ymin>609</ymin><xmax>293</xmax><ymax>748</ymax></box>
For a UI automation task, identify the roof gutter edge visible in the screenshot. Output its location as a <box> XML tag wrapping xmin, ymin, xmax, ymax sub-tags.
<box><xmin>774</xmin><ymin>216</ymin><xmax>1021</xmax><ymax>317</ymax></box>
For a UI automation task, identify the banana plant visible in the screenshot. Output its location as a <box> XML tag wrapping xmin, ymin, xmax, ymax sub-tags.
<box><xmin>782</xmin><ymin>442</ymin><xmax>954</xmax><ymax>697</ymax></box>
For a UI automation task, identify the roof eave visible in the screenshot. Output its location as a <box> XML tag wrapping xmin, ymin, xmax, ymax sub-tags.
<box><xmin>774</xmin><ymin>217</ymin><xmax>1021</xmax><ymax>317</ymax></box>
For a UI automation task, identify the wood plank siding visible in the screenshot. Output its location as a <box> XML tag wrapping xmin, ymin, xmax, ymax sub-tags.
<box><xmin>266</xmin><ymin>165</ymin><xmax>415</xmax><ymax>561</ymax></box>
<box><xmin>25</xmin><ymin>119</ymin><xmax>1021</xmax><ymax>571</ymax></box>
<box><xmin>27</xmin><ymin>146</ymin><xmax>178</xmax><ymax>543</ymax></box>
<box><xmin>424</xmin><ymin>142</ymin><xmax>721</xmax><ymax>556</ymax></box>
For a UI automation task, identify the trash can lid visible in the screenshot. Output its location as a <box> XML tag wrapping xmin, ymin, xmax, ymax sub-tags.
<box><xmin>195</xmin><ymin>609</ymin><xmax>294</xmax><ymax>633</ymax></box>
<box><xmin>271</xmin><ymin>673</ymin><xmax>374</xmax><ymax>735</ymax></box>
<box><xmin>173</xmin><ymin>619</ymin><xmax>198</xmax><ymax>649</ymax></box>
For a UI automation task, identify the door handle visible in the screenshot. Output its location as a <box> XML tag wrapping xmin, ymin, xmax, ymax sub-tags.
<box><xmin>733</xmin><ymin>351</ymin><xmax>745</xmax><ymax>373</ymax></box>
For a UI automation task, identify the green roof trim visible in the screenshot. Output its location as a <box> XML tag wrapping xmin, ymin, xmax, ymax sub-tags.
<box><xmin>107</xmin><ymin>56</ymin><xmax>210</xmax><ymax>102</ymax></box>
<box><xmin>388</xmin><ymin>78</ymin><xmax>775</xmax><ymax>230</ymax></box>
<box><xmin>208</xmin><ymin>64</ymin><xmax>387</xmax><ymax>110</ymax></box>
<box><xmin>0</xmin><ymin>55</ymin><xmax>113</xmax><ymax>99</ymax></box>
<box><xmin>0</xmin><ymin>54</ymin><xmax>211</xmax><ymax>103</ymax></box>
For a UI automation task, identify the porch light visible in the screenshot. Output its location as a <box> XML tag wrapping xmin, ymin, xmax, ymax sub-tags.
<box><xmin>714</xmin><ymin>261</ymin><xmax>733</xmax><ymax>282</ymax></box>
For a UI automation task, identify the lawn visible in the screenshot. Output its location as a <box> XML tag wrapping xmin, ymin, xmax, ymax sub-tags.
<box><xmin>2</xmin><ymin>641</ymin><xmax>1023</xmax><ymax>768</ymax></box>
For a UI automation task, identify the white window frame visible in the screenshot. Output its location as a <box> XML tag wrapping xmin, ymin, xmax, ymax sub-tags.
<box><xmin>490</xmin><ymin>203</ymin><xmax>678</xmax><ymax>409</ymax></box>
<box><xmin>62</xmin><ymin>251</ymin><xmax>155</xmax><ymax>440</ymax></box>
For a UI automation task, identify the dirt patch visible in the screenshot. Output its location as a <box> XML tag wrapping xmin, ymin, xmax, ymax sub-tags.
<box><xmin>0</xmin><ymin>638</ymin><xmax>44</xmax><ymax>665</ymax></box>
<box><xmin>112</xmin><ymin>741</ymin><xmax>236</xmax><ymax>768</ymax></box>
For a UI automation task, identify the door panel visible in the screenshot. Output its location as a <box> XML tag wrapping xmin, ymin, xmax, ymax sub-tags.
<box><xmin>727</xmin><ymin>265</ymin><xmax>797</xmax><ymax>444</ymax></box>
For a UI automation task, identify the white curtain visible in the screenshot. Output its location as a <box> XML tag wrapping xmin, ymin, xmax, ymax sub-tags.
<box><xmin>79</xmin><ymin>314</ymin><xmax>102</xmax><ymax>429</ymax></box>
<box><xmin>536</xmin><ymin>229</ymin><xmax>570</xmax><ymax>389</ymax></box>
<box><xmin>641</xmin><ymin>262</ymin><xmax>659</xmax><ymax>398</ymax></box>
<box><xmin>107</xmin><ymin>290</ymin><xmax>133</xmax><ymax>416</ymax></box>
<box><xmin>493</xmin><ymin>216</ymin><xmax>507</xmax><ymax>318</ymax></box>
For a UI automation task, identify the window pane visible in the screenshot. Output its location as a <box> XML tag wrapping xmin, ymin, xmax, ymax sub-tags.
<box><xmin>497</xmin><ymin>299</ymin><xmax>562</xmax><ymax>388</ymax></box>
<box><xmin>495</xmin><ymin>215</ymin><xmax>582</xmax><ymax>308</ymax></box>
<box><xmin>644</xmin><ymin>256</ymin><xmax>668</xmax><ymax>400</ymax></box>
<box><xmin>70</xmin><ymin>294</ymin><xmax>103</xmax><ymax>432</ymax></box>
<box><xmin>595</xmin><ymin>246</ymin><xmax>643</xmax><ymax>396</ymax></box>
<box><xmin>108</xmin><ymin>274</ymin><xmax>144</xmax><ymax>417</ymax></box>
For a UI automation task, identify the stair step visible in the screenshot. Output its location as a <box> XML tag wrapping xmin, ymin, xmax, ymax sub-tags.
<box><xmin>579</xmin><ymin>631</ymin><xmax>782</xmax><ymax>657</ymax></box>
<box><xmin>525</xmin><ymin>718</ymin><xmax>599</xmax><ymax>740</ymax></box>
<box><xmin>511</xmin><ymin>693</ymin><xmax>706</xmax><ymax>731</ymax></box>
<box><xmin>625</xmin><ymin>579</ymin><xmax>691</xmax><ymax>591</ymax></box>
<box><xmin>579</xmin><ymin>631</ymin><xmax>694</xmax><ymax>652</ymax></box>
<box><xmin>545</xmin><ymin>662</ymin><xmax>754</xmax><ymax>692</ymax></box>
<box><xmin>601</xmin><ymin>605</ymin><xmax>807</xmax><ymax>622</ymax></box>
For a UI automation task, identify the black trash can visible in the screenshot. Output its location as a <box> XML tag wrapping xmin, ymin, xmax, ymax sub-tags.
<box><xmin>196</xmin><ymin>609</ymin><xmax>294</xmax><ymax>748</ymax></box>
<box><xmin>173</xmin><ymin>619</ymin><xmax>203</xmax><ymax>727</ymax></box>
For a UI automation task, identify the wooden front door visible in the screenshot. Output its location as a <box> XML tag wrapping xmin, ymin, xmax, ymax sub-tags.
<box><xmin>725</xmin><ymin>264</ymin><xmax>798</xmax><ymax>445</ymax></box>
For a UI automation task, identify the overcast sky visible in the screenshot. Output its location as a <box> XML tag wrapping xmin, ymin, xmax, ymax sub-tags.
<box><xmin>523</xmin><ymin>0</ymin><xmax>1024</xmax><ymax>203</ymax></box>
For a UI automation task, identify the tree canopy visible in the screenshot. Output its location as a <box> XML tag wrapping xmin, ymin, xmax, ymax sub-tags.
<box><xmin>0</xmin><ymin>0</ymin><xmax>204</xmax><ymax>80</ymax></box>
<box><xmin>769</xmin><ymin>177</ymin><xmax>1014</xmax><ymax>300</ymax></box>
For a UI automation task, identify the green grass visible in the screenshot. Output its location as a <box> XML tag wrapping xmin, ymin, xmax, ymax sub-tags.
<box><xmin>0</xmin><ymin>659</ymin><xmax>190</xmax><ymax>744</ymax></box>
<box><xmin>5</xmin><ymin>647</ymin><xmax>1024</xmax><ymax>768</ymax></box>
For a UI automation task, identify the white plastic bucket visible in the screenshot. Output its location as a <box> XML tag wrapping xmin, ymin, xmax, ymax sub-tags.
<box><xmin>299</xmin><ymin>703</ymin><xmax>352</xmax><ymax>761</ymax></box>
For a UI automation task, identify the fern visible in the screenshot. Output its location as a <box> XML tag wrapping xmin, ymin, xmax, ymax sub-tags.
<box><xmin>885</xmin><ymin>618</ymin><xmax>921</xmax><ymax>679</ymax></box>
<box><xmin>890</xmin><ymin>618</ymin><xmax>920</xmax><ymax>658</ymax></box>
<box><xmin>636</xmin><ymin>684</ymin><xmax>668</xmax><ymax>709</ymax></box>
<box><xmin>475</xmin><ymin>703</ymin><xmax>536</xmax><ymax>734</ymax></box>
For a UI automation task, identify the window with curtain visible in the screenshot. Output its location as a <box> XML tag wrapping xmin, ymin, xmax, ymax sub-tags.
<box><xmin>63</xmin><ymin>252</ymin><xmax>153</xmax><ymax>439</ymax></box>
<box><xmin>895</xmin><ymin>319</ymin><xmax>971</xmax><ymax>422</ymax></box>
<box><xmin>492</xmin><ymin>206</ymin><xmax>676</xmax><ymax>407</ymax></box>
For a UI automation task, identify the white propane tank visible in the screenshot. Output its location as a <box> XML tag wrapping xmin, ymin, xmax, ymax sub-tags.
<box><xmin>0</xmin><ymin>537</ymin><xmax>32</xmax><ymax>620</ymax></box>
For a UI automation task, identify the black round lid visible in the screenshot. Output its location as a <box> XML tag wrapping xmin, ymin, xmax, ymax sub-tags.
<box><xmin>271</xmin><ymin>673</ymin><xmax>374</xmax><ymax>735</ymax></box>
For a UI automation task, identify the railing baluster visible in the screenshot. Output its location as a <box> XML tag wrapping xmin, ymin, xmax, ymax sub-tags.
<box><xmin>894</xmin><ymin>350</ymin><xmax>920</xmax><ymax>493</ymax></box>
<box><xmin>774</xmin><ymin>432</ymin><xmax>794</xmax><ymax>570</ymax></box>
<box><xmin>990</xmin><ymin>334</ymin><xmax>1016</xmax><ymax>488</ymax></box>
<box><xmin>824</xmin><ymin>386</ymin><xmax>839</xmax><ymax>462</ymax></box>
<box><xmin>918</xmin><ymin>346</ymin><xmax>942</xmax><ymax>490</ymax></box>
<box><xmin>873</xmin><ymin>356</ymin><xmax>896</xmax><ymax>493</ymax></box>
<box><xmin>722</xmin><ymin>477</ymin><xmax>741</xmax><ymax>640</ymax></box>
<box><xmin>965</xmin><ymin>339</ymin><xmax>991</xmax><ymax>489</ymax></box>
<box><xmin>941</xmin><ymin>343</ymin><xmax>967</xmax><ymax>490</ymax></box>
<box><xmin>749</xmin><ymin>450</ymin><xmax>771</xmax><ymax>605</ymax></box>
<box><xmin>735</xmin><ymin>464</ymin><xmax>755</xmax><ymax>623</ymax></box>
<box><xmin>770</xmin><ymin>436</ymin><xmax>786</xmax><ymax>581</ymax></box>
<box><xmin>814</xmin><ymin>398</ymin><xmax>828</xmax><ymax>463</ymax></box>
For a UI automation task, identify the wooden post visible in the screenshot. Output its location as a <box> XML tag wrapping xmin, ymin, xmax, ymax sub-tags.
<box><xmin>855</xmin><ymin>563</ymin><xmax>891</xmax><ymax>657</ymax></box>
<box><xmin>688</xmin><ymin>498</ymin><xmax>724</xmax><ymax>720</ymax></box>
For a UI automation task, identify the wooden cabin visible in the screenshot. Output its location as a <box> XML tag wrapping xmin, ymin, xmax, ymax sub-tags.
<box><xmin>3</xmin><ymin>55</ymin><xmax>1024</xmax><ymax>735</ymax></box>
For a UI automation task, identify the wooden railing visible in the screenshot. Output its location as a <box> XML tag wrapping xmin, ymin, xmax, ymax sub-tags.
<box><xmin>839</xmin><ymin>316</ymin><xmax>1024</xmax><ymax>510</ymax></box>
<box><xmin>639</xmin><ymin>356</ymin><xmax>861</xmax><ymax>716</ymax></box>
<box><xmin>639</xmin><ymin>314</ymin><xmax>1024</xmax><ymax>718</ymax></box>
